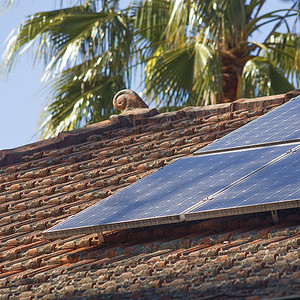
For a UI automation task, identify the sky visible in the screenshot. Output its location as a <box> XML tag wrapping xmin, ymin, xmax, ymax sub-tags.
<box><xmin>0</xmin><ymin>0</ymin><xmax>297</xmax><ymax>151</ymax></box>
<box><xmin>0</xmin><ymin>1</ymin><xmax>56</xmax><ymax>151</ymax></box>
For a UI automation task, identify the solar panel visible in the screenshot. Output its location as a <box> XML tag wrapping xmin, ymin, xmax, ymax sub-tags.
<box><xmin>186</xmin><ymin>143</ymin><xmax>300</xmax><ymax>221</ymax></box>
<box><xmin>195</xmin><ymin>95</ymin><xmax>300</xmax><ymax>154</ymax></box>
<box><xmin>44</xmin><ymin>143</ymin><xmax>299</xmax><ymax>238</ymax></box>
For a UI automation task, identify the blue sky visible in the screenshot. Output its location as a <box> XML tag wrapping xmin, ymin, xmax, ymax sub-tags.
<box><xmin>0</xmin><ymin>2</ymin><xmax>55</xmax><ymax>151</ymax></box>
<box><xmin>0</xmin><ymin>0</ymin><xmax>297</xmax><ymax>151</ymax></box>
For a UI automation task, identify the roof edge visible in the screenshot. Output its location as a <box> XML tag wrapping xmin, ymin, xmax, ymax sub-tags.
<box><xmin>1</xmin><ymin>90</ymin><xmax>299</xmax><ymax>167</ymax></box>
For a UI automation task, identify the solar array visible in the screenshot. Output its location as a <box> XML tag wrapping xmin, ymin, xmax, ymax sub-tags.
<box><xmin>44</xmin><ymin>96</ymin><xmax>300</xmax><ymax>239</ymax></box>
<box><xmin>187</xmin><ymin>143</ymin><xmax>300</xmax><ymax>221</ymax></box>
<box><xmin>195</xmin><ymin>96</ymin><xmax>300</xmax><ymax>154</ymax></box>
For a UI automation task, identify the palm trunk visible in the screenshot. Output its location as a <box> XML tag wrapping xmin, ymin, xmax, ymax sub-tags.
<box><xmin>218</xmin><ymin>51</ymin><xmax>249</xmax><ymax>104</ymax></box>
<box><xmin>220</xmin><ymin>64</ymin><xmax>239</xmax><ymax>103</ymax></box>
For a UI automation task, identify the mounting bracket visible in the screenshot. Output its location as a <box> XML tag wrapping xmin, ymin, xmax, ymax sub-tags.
<box><xmin>98</xmin><ymin>232</ymin><xmax>105</xmax><ymax>243</ymax></box>
<box><xmin>271</xmin><ymin>210</ymin><xmax>279</xmax><ymax>224</ymax></box>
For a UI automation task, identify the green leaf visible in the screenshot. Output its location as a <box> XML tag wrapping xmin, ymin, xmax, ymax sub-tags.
<box><xmin>242</xmin><ymin>57</ymin><xmax>294</xmax><ymax>98</ymax></box>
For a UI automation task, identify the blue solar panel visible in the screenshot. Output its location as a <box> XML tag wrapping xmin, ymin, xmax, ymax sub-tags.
<box><xmin>187</xmin><ymin>144</ymin><xmax>300</xmax><ymax>218</ymax></box>
<box><xmin>44</xmin><ymin>143</ymin><xmax>299</xmax><ymax>237</ymax></box>
<box><xmin>195</xmin><ymin>96</ymin><xmax>300</xmax><ymax>153</ymax></box>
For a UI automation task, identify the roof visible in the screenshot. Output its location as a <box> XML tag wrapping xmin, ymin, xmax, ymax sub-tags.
<box><xmin>0</xmin><ymin>90</ymin><xmax>299</xmax><ymax>299</ymax></box>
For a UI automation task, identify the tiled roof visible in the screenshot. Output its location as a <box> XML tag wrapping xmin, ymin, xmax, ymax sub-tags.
<box><xmin>0</xmin><ymin>90</ymin><xmax>299</xmax><ymax>299</ymax></box>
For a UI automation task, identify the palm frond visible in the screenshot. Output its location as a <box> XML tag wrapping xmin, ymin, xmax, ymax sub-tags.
<box><xmin>242</xmin><ymin>57</ymin><xmax>294</xmax><ymax>98</ymax></box>
<box><xmin>39</xmin><ymin>67</ymin><xmax>126</xmax><ymax>139</ymax></box>
<box><xmin>145</xmin><ymin>43</ymin><xmax>194</xmax><ymax>107</ymax></box>
<box><xmin>145</xmin><ymin>39</ymin><xmax>222</xmax><ymax>107</ymax></box>
<box><xmin>265</xmin><ymin>32</ymin><xmax>300</xmax><ymax>84</ymax></box>
<box><xmin>0</xmin><ymin>0</ymin><xmax>16</xmax><ymax>14</ymax></box>
<box><xmin>193</xmin><ymin>41</ymin><xmax>222</xmax><ymax>105</ymax></box>
<box><xmin>2</xmin><ymin>5</ymin><xmax>89</xmax><ymax>74</ymax></box>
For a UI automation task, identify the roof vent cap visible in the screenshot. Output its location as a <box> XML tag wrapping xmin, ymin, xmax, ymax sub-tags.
<box><xmin>113</xmin><ymin>89</ymin><xmax>148</xmax><ymax>111</ymax></box>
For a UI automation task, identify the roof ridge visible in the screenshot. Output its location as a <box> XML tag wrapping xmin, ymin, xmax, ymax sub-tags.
<box><xmin>0</xmin><ymin>90</ymin><xmax>298</xmax><ymax>167</ymax></box>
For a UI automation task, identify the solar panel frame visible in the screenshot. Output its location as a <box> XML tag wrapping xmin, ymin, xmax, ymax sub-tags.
<box><xmin>186</xmin><ymin>144</ymin><xmax>300</xmax><ymax>220</ymax></box>
<box><xmin>185</xmin><ymin>199</ymin><xmax>300</xmax><ymax>222</ymax></box>
<box><xmin>183</xmin><ymin>143</ymin><xmax>300</xmax><ymax>214</ymax></box>
<box><xmin>44</xmin><ymin>214</ymin><xmax>182</xmax><ymax>239</ymax></box>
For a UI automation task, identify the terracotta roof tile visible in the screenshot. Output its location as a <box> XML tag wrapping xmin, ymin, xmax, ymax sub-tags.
<box><xmin>0</xmin><ymin>90</ymin><xmax>300</xmax><ymax>298</ymax></box>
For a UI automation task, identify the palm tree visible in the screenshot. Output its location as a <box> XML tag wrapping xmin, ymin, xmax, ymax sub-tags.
<box><xmin>136</xmin><ymin>0</ymin><xmax>299</xmax><ymax>106</ymax></box>
<box><xmin>1</xmin><ymin>0</ymin><xmax>299</xmax><ymax>138</ymax></box>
